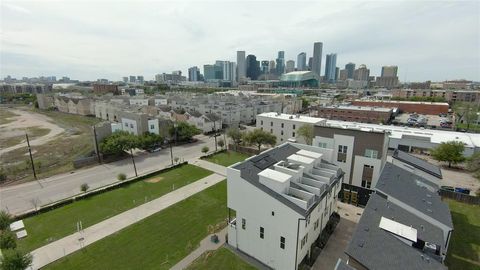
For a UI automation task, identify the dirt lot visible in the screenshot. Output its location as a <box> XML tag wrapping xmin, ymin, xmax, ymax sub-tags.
<box><xmin>411</xmin><ymin>153</ymin><xmax>480</xmax><ymax>195</ymax></box>
<box><xmin>0</xmin><ymin>107</ymin><xmax>100</xmax><ymax>184</ymax></box>
<box><xmin>0</xmin><ymin>108</ymin><xmax>65</xmax><ymax>155</ymax></box>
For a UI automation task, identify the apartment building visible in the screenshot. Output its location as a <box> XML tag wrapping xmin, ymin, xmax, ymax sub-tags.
<box><xmin>185</xmin><ymin>111</ymin><xmax>222</xmax><ymax>134</ymax></box>
<box><xmin>391</xmin><ymin>88</ymin><xmax>480</xmax><ymax>104</ymax></box>
<box><xmin>317</xmin><ymin>105</ymin><xmax>393</xmax><ymax>124</ymax></box>
<box><xmin>344</xmin><ymin>162</ymin><xmax>452</xmax><ymax>270</ymax></box>
<box><xmin>256</xmin><ymin>113</ymin><xmax>325</xmax><ymax>144</ymax></box>
<box><xmin>1</xmin><ymin>83</ymin><xmax>52</xmax><ymax>94</ymax></box>
<box><xmin>227</xmin><ymin>143</ymin><xmax>344</xmax><ymax>270</ymax></box>
<box><xmin>390</xmin><ymin>149</ymin><xmax>442</xmax><ymax>187</ymax></box>
<box><xmin>92</xmin><ymin>84</ymin><xmax>119</xmax><ymax>95</ymax></box>
<box><xmin>313</xmin><ymin>124</ymin><xmax>389</xmax><ymax>192</ymax></box>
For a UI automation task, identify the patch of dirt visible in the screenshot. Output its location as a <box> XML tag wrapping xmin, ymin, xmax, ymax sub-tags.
<box><xmin>0</xmin><ymin>109</ymin><xmax>65</xmax><ymax>155</ymax></box>
<box><xmin>145</xmin><ymin>176</ymin><xmax>164</xmax><ymax>183</ymax></box>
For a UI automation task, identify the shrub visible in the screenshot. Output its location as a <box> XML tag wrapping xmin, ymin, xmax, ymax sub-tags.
<box><xmin>80</xmin><ymin>183</ymin><xmax>89</xmax><ymax>193</ymax></box>
<box><xmin>117</xmin><ymin>173</ymin><xmax>127</xmax><ymax>181</ymax></box>
<box><xmin>0</xmin><ymin>249</ymin><xmax>33</xmax><ymax>270</ymax></box>
<box><xmin>0</xmin><ymin>210</ymin><xmax>12</xmax><ymax>231</ymax></box>
<box><xmin>0</xmin><ymin>230</ymin><xmax>17</xmax><ymax>250</ymax></box>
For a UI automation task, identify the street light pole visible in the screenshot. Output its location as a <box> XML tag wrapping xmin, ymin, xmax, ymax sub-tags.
<box><xmin>25</xmin><ymin>132</ymin><xmax>37</xmax><ymax>180</ymax></box>
<box><xmin>169</xmin><ymin>122</ymin><xmax>177</xmax><ymax>166</ymax></box>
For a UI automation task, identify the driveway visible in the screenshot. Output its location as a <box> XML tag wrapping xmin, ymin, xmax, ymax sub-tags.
<box><xmin>311</xmin><ymin>217</ymin><xmax>357</xmax><ymax>270</ymax></box>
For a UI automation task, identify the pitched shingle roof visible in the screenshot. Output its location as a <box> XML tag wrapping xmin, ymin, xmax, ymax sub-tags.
<box><xmin>375</xmin><ymin>163</ymin><xmax>453</xmax><ymax>229</ymax></box>
<box><xmin>392</xmin><ymin>150</ymin><xmax>442</xmax><ymax>179</ymax></box>
<box><xmin>345</xmin><ymin>193</ymin><xmax>448</xmax><ymax>270</ymax></box>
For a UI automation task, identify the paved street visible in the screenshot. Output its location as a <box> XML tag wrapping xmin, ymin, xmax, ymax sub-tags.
<box><xmin>29</xmin><ymin>172</ymin><xmax>225</xmax><ymax>270</ymax></box>
<box><xmin>0</xmin><ymin>135</ymin><xmax>216</xmax><ymax>215</ymax></box>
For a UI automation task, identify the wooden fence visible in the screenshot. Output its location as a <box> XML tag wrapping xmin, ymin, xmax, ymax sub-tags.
<box><xmin>439</xmin><ymin>189</ymin><xmax>480</xmax><ymax>205</ymax></box>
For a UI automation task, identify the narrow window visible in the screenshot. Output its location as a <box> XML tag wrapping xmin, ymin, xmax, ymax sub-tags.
<box><xmin>271</xmin><ymin>211</ymin><xmax>275</xmax><ymax>216</ymax></box>
<box><xmin>281</xmin><ymin>123</ymin><xmax>284</xmax><ymax>128</ymax></box>
<box><xmin>293</xmin><ymin>124</ymin><xmax>296</xmax><ymax>129</ymax></box>
<box><xmin>260</xmin><ymin>227</ymin><xmax>264</xmax><ymax>239</ymax></box>
<box><xmin>242</xmin><ymin>218</ymin><xmax>246</xmax><ymax>230</ymax></box>
<box><xmin>280</xmin><ymin>236</ymin><xmax>285</xmax><ymax>249</ymax></box>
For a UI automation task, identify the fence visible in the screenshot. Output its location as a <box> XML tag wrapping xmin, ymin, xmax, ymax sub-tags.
<box><xmin>439</xmin><ymin>189</ymin><xmax>480</xmax><ymax>205</ymax></box>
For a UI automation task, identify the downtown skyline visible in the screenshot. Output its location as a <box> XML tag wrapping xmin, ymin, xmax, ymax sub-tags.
<box><xmin>1</xmin><ymin>1</ymin><xmax>479</xmax><ymax>82</ymax></box>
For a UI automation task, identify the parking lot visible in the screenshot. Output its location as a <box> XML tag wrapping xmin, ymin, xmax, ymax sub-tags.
<box><xmin>394</xmin><ymin>113</ymin><xmax>453</xmax><ymax>128</ymax></box>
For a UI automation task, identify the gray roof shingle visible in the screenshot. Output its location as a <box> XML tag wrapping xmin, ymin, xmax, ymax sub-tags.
<box><xmin>392</xmin><ymin>150</ymin><xmax>442</xmax><ymax>179</ymax></box>
<box><xmin>375</xmin><ymin>163</ymin><xmax>453</xmax><ymax>229</ymax></box>
<box><xmin>345</xmin><ymin>193</ymin><xmax>448</xmax><ymax>270</ymax></box>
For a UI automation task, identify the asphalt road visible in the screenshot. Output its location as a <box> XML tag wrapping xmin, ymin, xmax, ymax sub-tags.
<box><xmin>0</xmin><ymin>135</ymin><xmax>217</xmax><ymax>215</ymax></box>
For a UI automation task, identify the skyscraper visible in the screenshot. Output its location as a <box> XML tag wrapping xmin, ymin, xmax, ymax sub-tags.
<box><xmin>188</xmin><ymin>66</ymin><xmax>200</xmax><ymax>81</ymax></box>
<box><xmin>354</xmin><ymin>64</ymin><xmax>370</xmax><ymax>81</ymax></box>
<box><xmin>269</xmin><ymin>60</ymin><xmax>276</xmax><ymax>74</ymax></box>
<box><xmin>345</xmin><ymin>63</ymin><xmax>355</xmax><ymax>79</ymax></box>
<box><xmin>324</xmin><ymin>53</ymin><xmax>337</xmax><ymax>82</ymax></box>
<box><xmin>236</xmin><ymin>51</ymin><xmax>246</xmax><ymax>82</ymax></box>
<box><xmin>261</xmin><ymin>61</ymin><xmax>270</xmax><ymax>74</ymax></box>
<box><xmin>381</xmin><ymin>66</ymin><xmax>398</xmax><ymax>77</ymax></box>
<box><xmin>222</xmin><ymin>61</ymin><xmax>237</xmax><ymax>82</ymax></box>
<box><xmin>312</xmin><ymin>42</ymin><xmax>323</xmax><ymax>78</ymax></box>
<box><xmin>204</xmin><ymin>64</ymin><xmax>223</xmax><ymax>81</ymax></box>
<box><xmin>246</xmin><ymin>55</ymin><xmax>260</xmax><ymax>80</ymax></box>
<box><xmin>137</xmin><ymin>76</ymin><xmax>144</xmax><ymax>84</ymax></box>
<box><xmin>286</xmin><ymin>60</ymin><xmax>295</xmax><ymax>73</ymax></box>
<box><xmin>308</xmin><ymin>57</ymin><xmax>313</xmax><ymax>70</ymax></box>
<box><xmin>276</xmin><ymin>51</ymin><xmax>285</xmax><ymax>75</ymax></box>
<box><xmin>297</xmin><ymin>52</ymin><xmax>306</xmax><ymax>71</ymax></box>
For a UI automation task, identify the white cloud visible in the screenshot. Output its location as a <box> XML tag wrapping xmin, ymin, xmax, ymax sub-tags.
<box><xmin>0</xmin><ymin>0</ymin><xmax>478</xmax><ymax>81</ymax></box>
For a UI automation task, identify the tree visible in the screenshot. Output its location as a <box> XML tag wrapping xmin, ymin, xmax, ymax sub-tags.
<box><xmin>244</xmin><ymin>129</ymin><xmax>277</xmax><ymax>153</ymax></box>
<box><xmin>431</xmin><ymin>141</ymin><xmax>465</xmax><ymax>168</ymax></box>
<box><xmin>0</xmin><ymin>249</ymin><xmax>33</xmax><ymax>270</ymax></box>
<box><xmin>297</xmin><ymin>124</ymin><xmax>314</xmax><ymax>145</ymax></box>
<box><xmin>0</xmin><ymin>168</ymin><xmax>7</xmax><ymax>183</ymax></box>
<box><xmin>99</xmin><ymin>131</ymin><xmax>139</xmax><ymax>155</ymax></box>
<box><xmin>301</xmin><ymin>97</ymin><xmax>310</xmax><ymax>109</ymax></box>
<box><xmin>454</xmin><ymin>102</ymin><xmax>479</xmax><ymax>131</ymax></box>
<box><xmin>137</xmin><ymin>132</ymin><xmax>163</xmax><ymax>150</ymax></box>
<box><xmin>201</xmin><ymin>146</ymin><xmax>209</xmax><ymax>155</ymax></box>
<box><xmin>467</xmin><ymin>152</ymin><xmax>480</xmax><ymax>179</ymax></box>
<box><xmin>0</xmin><ymin>210</ymin><xmax>12</xmax><ymax>231</ymax></box>
<box><xmin>80</xmin><ymin>183</ymin><xmax>89</xmax><ymax>193</ymax></box>
<box><xmin>169</xmin><ymin>122</ymin><xmax>201</xmax><ymax>142</ymax></box>
<box><xmin>0</xmin><ymin>230</ymin><xmax>16</xmax><ymax>250</ymax></box>
<box><xmin>217</xmin><ymin>139</ymin><xmax>225</xmax><ymax>150</ymax></box>
<box><xmin>226</xmin><ymin>128</ymin><xmax>243</xmax><ymax>151</ymax></box>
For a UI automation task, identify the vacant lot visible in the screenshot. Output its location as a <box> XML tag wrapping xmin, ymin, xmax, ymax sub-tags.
<box><xmin>45</xmin><ymin>181</ymin><xmax>227</xmax><ymax>270</ymax></box>
<box><xmin>204</xmin><ymin>151</ymin><xmax>250</xmax><ymax>167</ymax></box>
<box><xmin>0</xmin><ymin>107</ymin><xmax>101</xmax><ymax>184</ymax></box>
<box><xmin>0</xmin><ymin>108</ymin><xmax>18</xmax><ymax>125</ymax></box>
<box><xmin>186</xmin><ymin>248</ymin><xmax>257</xmax><ymax>270</ymax></box>
<box><xmin>445</xmin><ymin>199</ymin><xmax>480</xmax><ymax>270</ymax></box>
<box><xmin>17</xmin><ymin>164</ymin><xmax>212</xmax><ymax>252</ymax></box>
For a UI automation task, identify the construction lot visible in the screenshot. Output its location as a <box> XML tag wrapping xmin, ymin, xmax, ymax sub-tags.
<box><xmin>0</xmin><ymin>107</ymin><xmax>100</xmax><ymax>184</ymax></box>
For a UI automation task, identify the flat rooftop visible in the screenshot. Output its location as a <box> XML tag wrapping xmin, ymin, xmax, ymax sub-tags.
<box><xmin>320</xmin><ymin>105</ymin><xmax>393</xmax><ymax>112</ymax></box>
<box><xmin>354</xmin><ymin>99</ymin><xmax>450</xmax><ymax>106</ymax></box>
<box><xmin>257</xmin><ymin>112</ymin><xmax>325</xmax><ymax>124</ymax></box>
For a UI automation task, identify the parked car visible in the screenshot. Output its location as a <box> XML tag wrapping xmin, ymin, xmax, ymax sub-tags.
<box><xmin>441</xmin><ymin>185</ymin><xmax>455</xmax><ymax>192</ymax></box>
<box><xmin>148</xmin><ymin>146</ymin><xmax>162</xmax><ymax>153</ymax></box>
<box><xmin>454</xmin><ymin>187</ymin><xmax>471</xmax><ymax>195</ymax></box>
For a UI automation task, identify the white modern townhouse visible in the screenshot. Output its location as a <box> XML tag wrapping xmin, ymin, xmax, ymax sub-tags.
<box><xmin>227</xmin><ymin>142</ymin><xmax>344</xmax><ymax>270</ymax></box>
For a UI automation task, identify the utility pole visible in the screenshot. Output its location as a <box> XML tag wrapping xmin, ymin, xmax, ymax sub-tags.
<box><xmin>130</xmin><ymin>148</ymin><xmax>138</xmax><ymax>177</ymax></box>
<box><xmin>92</xmin><ymin>125</ymin><xmax>101</xmax><ymax>163</ymax></box>
<box><xmin>25</xmin><ymin>132</ymin><xmax>37</xmax><ymax>180</ymax></box>
<box><xmin>169</xmin><ymin>122</ymin><xmax>177</xmax><ymax>166</ymax></box>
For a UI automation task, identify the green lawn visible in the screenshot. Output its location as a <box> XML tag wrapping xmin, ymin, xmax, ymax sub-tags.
<box><xmin>17</xmin><ymin>164</ymin><xmax>212</xmax><ymax>252</ymax></box>
<box><xmin>445</xmin><ymin>199</ymin><xmax>480</xmax><ymax>270</ymax></box>
<box><xmin>186</xmin><ymin>247</ymin><xmax>257</xmax><ymax>270</ymax></box>
<box><xmin>204</xmin><ymin>151</ymin><xmax>250</xmax><ymax>167</ymax></box>
<box><xmin>45</xmin><ymin>180</ymin><xmax>227</xmax><ymax>270</ymax></box>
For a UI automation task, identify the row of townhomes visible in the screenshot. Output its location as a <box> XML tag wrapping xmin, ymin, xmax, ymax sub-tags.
<box><xmin>226</xmin><ymin>142</ymin><xmax>452</xmax><ymax>269</ymax></box>
<box><xmin>36</xmin><ymin>91</ymin><xmax>302</xmax><ymax>137</ymax></box>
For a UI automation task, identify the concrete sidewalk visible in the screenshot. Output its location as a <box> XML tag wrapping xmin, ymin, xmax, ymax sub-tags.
<box><xmin>29</xmin><ymin>173</ymin><xmax>225</xmax><ymax>270</ymax></box>
<box><xmin>192</xmin><ymin>159</ymin><xmax>227</xmax><ymax>176</ymax></box>
<box><xmin>170</xmin><ymin>228</ymin><xmax>227</xmax><ymax>270</ymax></box>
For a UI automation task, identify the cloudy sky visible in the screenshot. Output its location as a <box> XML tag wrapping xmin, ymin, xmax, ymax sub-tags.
<box><xmin>1</xmin><ymin>0</ymin><xmax>479</xmax><ymax>82</ymax></box>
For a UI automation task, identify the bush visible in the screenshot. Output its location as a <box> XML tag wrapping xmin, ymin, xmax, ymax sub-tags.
<box><xmin>0</xmin><ymin>168</ymin><xmax>7</xmax><ymax>183</ymax></box>
<box><xmin>201</xmin><ymin>146</ymin><xmax>209</xmax><ymax>155</ymax></box>
<box><xmin>80</xmin><ymin>183</ymin><xmax>89</xmax><ymax>193</ymax></box>
<box><xmin>117</xmin><ymin>173</ymin><xmax>127</xmax><ymax>181</ymax></box>
<box><xmin>0</xmin><ymin>210</ymin><xmax>12</xmax><ymax>231</ymax></box>
<box><xmin>0</xmin><ymin>230</ymin><xmax>17</xmax><ymax>250</ymax></box>
<box><xmin>0</xmin><ymin>249</ymin><xmax>33</xmax><ymax>270</ymax></box>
